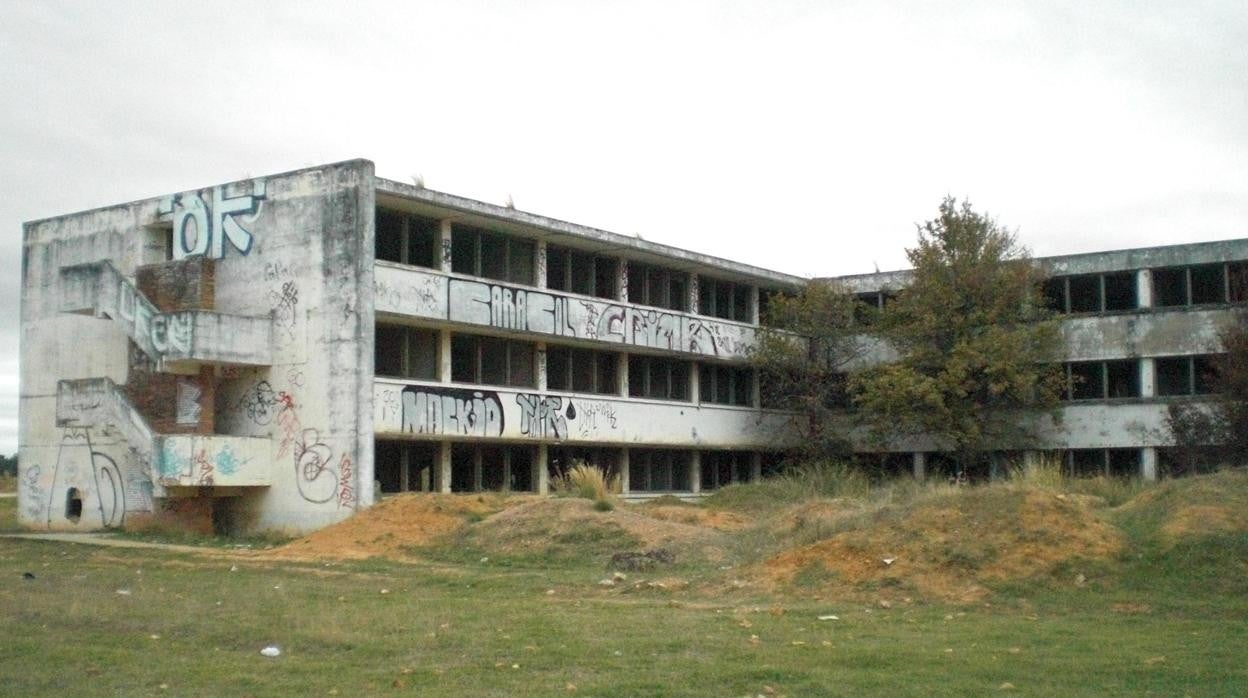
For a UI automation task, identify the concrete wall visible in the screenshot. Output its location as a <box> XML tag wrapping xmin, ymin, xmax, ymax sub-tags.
<box><xmin>21</xmin><ymin>160</ymin><xmax>376</xmax><ymax>534</ymax></box>
<box><xmin>374</xmin><ymin>379</ymin><xmax>802</xmax><ymax>448</ymax></box>
<box><xmin>375</xmin><ymin>264</ymin><xmax>759</xmax><ymax>360</ymax></box>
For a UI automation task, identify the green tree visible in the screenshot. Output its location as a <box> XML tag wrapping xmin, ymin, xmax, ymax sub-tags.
<box><xmin>850</xmin><ymin>197</ymin><xmax>1063</xmax><ymax>470</ymax></box>
<box><xmin>1166</xmin><ymin>322</ymin><xmax>1248</xmax><ymax>474</ymax></box>
<box><xmin>750</xmin><ymin>280</ymin><xmax>860</xmax><ymax>460</ymax></box>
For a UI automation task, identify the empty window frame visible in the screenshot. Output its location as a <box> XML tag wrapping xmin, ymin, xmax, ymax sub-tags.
<box><xmin>757</xmin><ymin>288</ymin><xmax>793</xmax><ymax>327</ymax></box>
<box><xmin>374</xmin><ymin>441</ymin><xmax>440</xmax><ymax>493</ymax></box>
<box><xmin>1152</xmin><ymin>263</ymin><xmax>1242</xmax><ymax>308</ymax></box>
<box><xmin>450</xmin><ymin>334</ymin><xmax>536</xmax><ymax>388</ymax></box>
<box><xmin>1063</xmin><ymin>360</ymin><xmax>1140</xmax><ymax>400</ymax></box>
<box><xmin>450</xmin><ymin>443</ymin><xmax>535</xmax><ymax>493</ymax></box>
<box><xmin>699</xmin><ymin>451</ymin><xmax>755</xmax><ymax>491</ymax></box>
<box><xmin>629</xmin><ymin>449</ymin><xmax>691</xmax><ymax>492</ymax></box>
<box><xmin>1044</xmin><ymin>272</ymin><xmax>1137</xmax><ymax>313</ymax></box>
<box><xmin>627</xmin><ymin>355</ymin><xmax>690</xmax><ymax>401</ymax></box>
<box><xmin>546</xmin><ymin>347</ymin><xmax>619</xmax><ymax>395</ymax></box>
<box><xmin>451</xmin><ymin>224</ymin><xmax>535</xmax><ymax>285</ymax></box>
<box><xmin>375</xmin><ymin>208</ymin><xmax>439</xmax><ymax>268</ymax></box>
<box><xmin>1064</xmin><ymin>448</ymin><xmax>1139</xmax><ymax>478</ymax></box>
<box><xmin>546</xmin><ymin>245</ymin><xmax>618</xmax><ymax>299</ymax></box>
<box><xmin>698</xmin><ymin>364</ymin><xmax>755</xmax><ymax>407</ymax></box>
<box><xmin>698</xmin><ymin>277</ymin><xmax>753</xmax><ymax>321</ymax></box>
<box><xmin>626</xmin><ymin>261</ymin><xmax>690</xmax><ymax>311</ymax></box>
<box><xmin>1155</xmin><ymin>354</ymin><xmax>1220</xmax><ymax>397</ymax></box>
<box><xmin>374</xmin><ymin>324</ymin><xmax>439</xmax><ymax>380</ymax></box>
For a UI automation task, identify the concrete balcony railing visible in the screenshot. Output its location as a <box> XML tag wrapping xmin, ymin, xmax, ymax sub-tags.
<box><xmin>56</xmin><ymin>378</ymin><xmax>271</xmax><ymax>489</ymax></box>
<box><xmin>374</xmin><ymin>263</ymin><xmax>804</xmax><ymax>362</ymax></box>
<box><xmin>60</xmin><ymin>260</ymin><xmax>273</xmax><ymax>369</ymax></box>
<box><xmin>373</xmin><ymin>377</ymin><xmax>804</xmax><ymax>449</ymax></box>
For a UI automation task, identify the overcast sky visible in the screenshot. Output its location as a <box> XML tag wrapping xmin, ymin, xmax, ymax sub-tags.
<box><xmin>1</xmin><ymin>0</ymin><xmax>1245</xmax><ymax>455</ymax></box>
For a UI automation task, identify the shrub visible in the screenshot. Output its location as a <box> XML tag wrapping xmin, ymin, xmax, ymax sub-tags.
<box><xmin>552</xmin><ymin>462</ymin><xmax>619</xmax><ymax>504</ymax></box>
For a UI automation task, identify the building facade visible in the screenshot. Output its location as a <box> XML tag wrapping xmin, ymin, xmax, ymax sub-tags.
<box><xmin>834</xmin><ymin>240</ymin><xmax>1248</xmax><ymax>480</ymax></box>
<box><xmin>19</xmin><ymin>160</ymin><xmax>804</xmax><ymax>534</ymax></box>
<box><xmin>19</xmin><ymin>159</ymin><xmax>1244</xmax><ymax>534</ymax></box>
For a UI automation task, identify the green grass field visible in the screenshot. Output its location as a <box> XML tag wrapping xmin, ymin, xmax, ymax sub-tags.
<box><xmin>2</xmin><ymin>471</ymin><xmax>1247</xmax><ymax>696</ymax></box>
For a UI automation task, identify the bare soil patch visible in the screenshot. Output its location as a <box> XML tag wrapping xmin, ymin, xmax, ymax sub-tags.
<box><xmin>756</xmin><ymin>487</ymin><xmax>1124</xmax><ymax>602</ymax></box>
<box><xmin>265</xmin><ymin>493</ymin><xmax>521</xmax><ymax>561</ymax></box>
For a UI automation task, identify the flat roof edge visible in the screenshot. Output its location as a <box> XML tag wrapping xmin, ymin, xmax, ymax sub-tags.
<box><xmin>375</xmin><ymin>176</ymin><xmax>807</xmax><ymax>287</ymax></box>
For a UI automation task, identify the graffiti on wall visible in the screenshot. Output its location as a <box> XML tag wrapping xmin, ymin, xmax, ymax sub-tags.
<box><xmin>159</xmin><ymin>180</ymin><xmax>267</xmax><ymax>260</ymax></box>
<box><xmin>157</xmin><ymin>440</ymin><xmax>251</xmax><ymax>487</ymax></box>
<box><xmin>262</xmin><ymin>390</ymin><xmax>351</xmax><ymax>507</ymax></box>
<box><xmin>375</xmin><ymin>275</ymin><xmax>442</xmax><ymax>316</ymax></box>
<box><xmin>176</xmin><ymin>380</ymin><xmax>202</xmax><ymax>425</ymax></box>
<box><xmin>107</xmin><ymin>275</ymin><xmax>194</xmax><ymax>361</ymax></box>
<box><xmin>574</xmin><ymin>400</ymin><xmax>619</xmax><ymax>438</ymax></box>
<box><xmin>444</xmin><ymin>278</ymin><xmax>751</xmax><ymax>358</ymax></box>
<box><xmin>400</xmin><ymin>386</ymin><xmax>504</xmax><ymax>437</ymax></box>
<box><xmin>516</xmin><ymin>394</ymin><xmax>569</xmax><ymax>439</ymax></box>
<box><xmin>44</xmin><ymin>428</ymin><xmax>149</xmax><ymax>528</ymax></box>
<box><xmin>270</xmin><ymin>281</ymin><xmax>299</xmax><ymax>346</ymax></box>
<box><xmin>237</xmin><ymin>380</ymin><xmax>282</xmax><ymax>425</ymax></box>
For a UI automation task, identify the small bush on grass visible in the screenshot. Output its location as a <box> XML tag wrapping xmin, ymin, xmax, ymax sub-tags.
<box><xmin>552</xmin><ymin>462</ymin><xmax>618</xmax><ymax>511</ymax></box>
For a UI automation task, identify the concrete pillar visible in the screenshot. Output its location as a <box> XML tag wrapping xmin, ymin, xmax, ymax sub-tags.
<box><xmin>536</xmin><ymin>342</ymin><xmax>547</xmax><ymax>391</ymax></box>
<box><xmin>689</xmin><ymin>450</ymin><xmax>702</xmax><ymax>493</ymax></box>
<box><xmin>751</xmin><ymin>452</ymin><xmax>762</xmax><ymax>482</ymax></box>
<box><xmin>751</xmin><ymin>368</ymin><xmax>761</xmax><ymax>408</ymax></box>
<box><xmin>535</xmin><ymin>240</ymin><xmax>547</xmax><ymax>289</ymax></box>
<box><xmin>1137</xmin><ymin>268</ymin><xmax>1152</xmax><ymax>308</ymax></box>
<box><xmin>689</xmin><ymin>360</ymin><xmax>700</xmax><ymax>404</ymax></box>
<box><xmin>689</xmin><ymin>274</ymin><xmax>700</xmax><ymax>314</ymax></box>
<box><xmin>438</xmin><ymin>219</ymin><xmax>453</xmax><ymax>273</ymax></box>
<box><xmin>913</xmin><ymin>451</ymin><xmax>927</xmax><ymax>480</ymax></box>
<box><xmin>1022</xmin><ymin>451</ymin><xmax>1041</xmax><ymax>477</ymax></box>
<box><xmin>1140</xmin><ymin>358</ymin><xmax>1156</xmax><ymax>398</ymax></box>
<box><xmin>618</xmin><ymin>352</ymin><xmax>629</xmax><ymax>396</ymax></box>
<box><xmin>619</xmin><ymin>448</ymin><xmax>631</xmax><ymax>494</ymax></box>
<box><xmin>618</xmin><ymin>259</ymin><xmax>629</xmax><ymax>302</ymax></box>
<box><xmin>436</xmin><ymin>442</ymin><xmax>452</xmax><ymax>493</ymax></box>
<box><xmin>399</xmin><ymin>444</ymin><xmax>410</xmax><ymax>493</ymax></box>
<box><xmin>438</xmin><ymin>330</ymin><xmax>452</xmax><ymax>383</ymax></box>
<box><xmin>750</xmin><ymin>285</ymin><xmax>760</xmax><ymax>325</ymax></box>
<box><xmin>1141</xmin><ymin>447</ymin><xmax>1158</xmax><ymax>481</ymax></box>
<box><xmin>535</xmin><ymin>444</ymin><xmax>549</xmax><ymax>495</ymax></box>
<box><xmin>473</xmin><ymin>448</ymin><xmax>483</xmax><ymax>493</ymax></box>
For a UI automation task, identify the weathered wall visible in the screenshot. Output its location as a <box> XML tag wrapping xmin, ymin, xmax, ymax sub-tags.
<box><xmin>20</xmin><ymin>160</ymin><xmax>375</xmax><ymax>534</ymax></box>
<box><xmin>374</xmin><ymin>379</ymin><xmax>802</xmax><ymax>448</ymax></box>
<box><xmin>375</xmin><ymin>264</ymin><xmax>757</xmax><ymax>360</ymax></box>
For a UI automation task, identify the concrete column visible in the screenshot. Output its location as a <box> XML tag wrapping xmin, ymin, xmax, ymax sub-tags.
<box><xmin>1137</xmin><ymin>268</ymin><xmax>1152</xmax><ymax>308</ymax></box>
<box><xmin>689</xmin><ymin>451</ymin><xmax>702</xmax><ymax>493</ymax></box>
<box><xmin>1141</xmin><ymin>447</ymin><xmax>1158</xmax><ymax>481</ymax></box>
<box><xmin>399</xmin><ymin>444</ymin><xmax>410</xmax><ymax>492</ymax></box>
<box><xmin>617</xmin><ymin>259</ymin><xmax>629</xmax><ymax>302</ymax></box>
<box><xmin>751</xmin><ymin>368</ymin><xmax>761</xmax><ymax>408</ymax></box>
<box><xmin>689</xmin><ymin>360</ymin><xmax>701</xmax><ymax>404</ymax></box>
<box><xmin>438</xmin><ymin>219</ymin><xmax>454</xmax><ymax>273</ymax></box>
<box><xmin>913</xmin><ymin>451</ymin><xmax>927</xmax><ymax>481</ymax></box>
<box><xmin>438</xmin><ymin>330</ymin><xmax>453</xmax><ymax>383</ymax></box>
<box><xmin>751</xmin><ymin>452</ymin><xmax>762</xmax><ymax>482</ymax></box>
<box><xmin>750</xmin><ymin>285</ymin><xmax>760</xmax><ymax>325</ymax></box>
<box><xmin>500</xmin><ymin>450</ymin><xmax>511</xmax><ymax>492</ymax></box>
<box><xmin>619</xmin><ymin>448</ymin><xmax>631</xmax><ymax>494</ymax></box>
<box><xmin>535</xmin><ymin>444</ymin><xmax>549</xmax><ymax>495</ymax></box>
<box><xmin>535</xmin><ymin>240</ymin><xmax>547</xmax><ymax>289</ymax></box>
<box><xmin>1022</xmin><ymin>451</ymin><xmax>1041</xmax><ymax>477</ymax></box>
<box><xmin>437</xmin><ymin>442</ymin><xmax>452</xmax><ymax>493</ymax></box>
<box><xmin>618</xmin><ymin>352</ymin><xmax>629</xmax><ymax>396</ymax></box>
<box><xmin>473</xmin><ymin>448</ymin><xmax>483</xmax><ymax>493</ymax></box>
<box><xmin>536</xmin><ymin>342</ymin><xmax>547</xmax><ymax>391</ymax></box>
<box><xmin>1140</xmin><ymin>358</ymin><xmax>1156</xmax><ymax>398</ymax></box>
<box><xmin>689</xmin><ymin>274</ymin><xmax>700</xmax><ymax>314</ymax></box>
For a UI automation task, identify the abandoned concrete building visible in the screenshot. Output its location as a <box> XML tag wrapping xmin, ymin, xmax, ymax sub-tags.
<box><xmin>19</xmin><ymin>159</ymin><xmax>1245</xmax><ymax>533</ymax></box>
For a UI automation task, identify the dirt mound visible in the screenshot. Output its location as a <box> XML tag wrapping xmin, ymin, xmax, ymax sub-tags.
<box><xmin>1161</xmin><ymin>505</ymin><xmax>1247</xmax><ymax>541</ymax></box>
<box><xmin>463</xmin><ymin>498</ymin><xmax>732</xmax><ymax>563</ymax></box>
<box><xmin>265</xmin><ymin>493</ymin><xmax>522</xmax><ymax>561</ymax></box>
<box><xmin>757</xmin><ymin>487</ymin><xmax>1124</xmax><ymax>602</ymax></box>
<box><xmin>639</xmin><ymin>504</ymin><xmax>751</xmax><ymax>531</ymax></box>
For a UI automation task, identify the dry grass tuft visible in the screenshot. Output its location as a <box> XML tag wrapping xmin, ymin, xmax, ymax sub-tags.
<box><xmin>552</xmin><ymin>462</ymin><xmax>619</xmax><ymax>502</ymax></box>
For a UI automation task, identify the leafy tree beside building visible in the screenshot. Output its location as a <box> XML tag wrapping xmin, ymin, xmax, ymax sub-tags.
<box><xmin>851</xmin><ymin>197</ymin><xmax>1064</xmax><ymax>471</ymax></box>
<box><xmin>753</xmin><ymin>196</ymin><xmax>1064</xmax><ymax>473</ymax></box>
